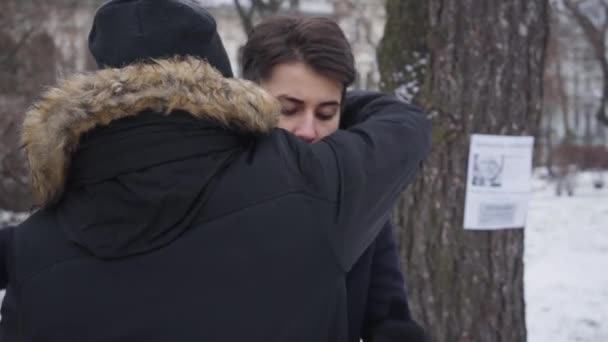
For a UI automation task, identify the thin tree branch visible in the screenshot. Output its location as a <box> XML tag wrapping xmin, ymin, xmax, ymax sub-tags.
<box><xmin>601</xmin><ymin>0</ymin><xmax>608</xmax><ymax>34</ymax></box>
<box><xmin>251</xmin><ymin>0</ymin><xmax>284</xmax><ymax>18</ymax></box>
<box><xmin>251</xmin><ymin>0</ymin><xmax>267</xmax><ymax>12</ymax></box>
<box><xmin>234</xmin><ymin>0</ymin><xmax>256</xmax><ymax>37</ymax></box>
<box><xmin>0</xmin><ymin>27</ymin><xmax>36</xmax><ymax>67</ymax></box>
<box><xmin>564</xmin><ymin>0</ymin><xmax>604</xmax><ymax>60</ymax></box>
<box><xmin>268</xmin><ymin>0</ymin><xmax>285</xmax><ymax>13</ymax></box>
<box><xmin>564</xmin><ymin>0</ymin><xmax>608</xmax><ymax>125</ymax></box>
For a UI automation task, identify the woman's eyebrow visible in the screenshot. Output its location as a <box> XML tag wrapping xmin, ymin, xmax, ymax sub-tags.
<box><xmin>318</xmin><ymin>101</ymin><xmax>340</xmax><ymax>107</ymax></box>
<box><xmin>277</xmin><ymin>95</ymin><xmax>340</xmax><ymax>107</ymax></box>
<box><xmin>277</xmin><ymin>95</ymin><xmax>305</xmax><ymax>105</ymax></box>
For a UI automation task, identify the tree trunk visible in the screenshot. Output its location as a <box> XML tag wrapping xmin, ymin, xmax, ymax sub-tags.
<box><xmin>554</xmin><ymin>57</ymin><xmax>573</xmax><ymax>143</ymax></box>
<box><xmin>378</xmin><ymin>1</ymin><xmax>549</xmax><ymax>341</ymax></box>
<box><xmin>563</xmin><ymin>0</ymin><xmax>608</xmax><ymax>126</ymax></box>
<box><xmin>544</xmin><ymin>103</ymin><xmax>556</xmax><ymax>176</ymax></box>
<box><xmin>598</xmin><ymin>58</ymin><xmax>608</xmax><ymax>126</ymax></box>
<box><xmin>0</xmin><ymin>0</ymin><xmax>98</xmax><ymax>212</ymax></box>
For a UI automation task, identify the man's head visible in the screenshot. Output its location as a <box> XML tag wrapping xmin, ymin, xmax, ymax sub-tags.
<box><xmin>241</xmin><ymin>16</ymin><xmax>355</xmax><ymax>142</ymax></box>
<box><xmin>88</xmin><ymin>0</ymin><xmax>233</xmax><ymax>77</ymax></box>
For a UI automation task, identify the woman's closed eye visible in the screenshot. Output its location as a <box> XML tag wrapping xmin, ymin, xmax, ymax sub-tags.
<box><xmin>316</xmin><ymin>112</ymin><xmax>337</xmax><ymax>121</ymax></box>
<box><xmin>281</xmin><ymin>104</ymin><xmax>299</xmax><ymax>116</ymax></box>
<box><xmin>316</xmin><ymin>106</ymin><xmax>339</xmax><ymax>121</ymax></box>
<box><xmin>279</xmin><ymin>98</ymin><xmax>300</xmax><ymax>116</ymax></box>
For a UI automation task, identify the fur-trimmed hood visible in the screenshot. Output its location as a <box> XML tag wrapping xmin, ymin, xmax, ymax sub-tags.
<box><xmin>22</xmin><ymin>57</ymin><xmax>281</xmax><ymax>207</ymax></box>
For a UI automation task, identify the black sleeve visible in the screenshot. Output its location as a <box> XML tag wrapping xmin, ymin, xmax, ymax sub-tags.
<box><xmin>324</xmin><ymin>91</ymin><xmax>430</xmax><ymax>270</ymax></box>
<box><xmin>0</xmin><ymin>226</ymin><xmax>14</xmax><ymax>289</ymax></box>
<box><xmin>275</xmin><ymin>91</ymin><xmax>431</xmax><ymax>271</ymax></box>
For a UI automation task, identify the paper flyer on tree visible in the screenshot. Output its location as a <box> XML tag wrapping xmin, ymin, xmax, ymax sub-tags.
<box><xmin>463</xmin><ymin>134</ymin><xmax>535</xmax><ymax>230</ymax></box>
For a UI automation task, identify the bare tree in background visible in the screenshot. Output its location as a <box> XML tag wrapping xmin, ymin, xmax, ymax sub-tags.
<box><xmin>564</xmin><ymin>0</ymin><xmax>608</xmax><ymax>125</ymax></box>
<box><xmin>0</xmin><ymin>0</ymin><xmax>101</xmax><ymax>212</ymax></box>
<box><xmin>232</xmin><ymin>0</ymin><xmax>301</xmax><ymax>74</ymax></box>
<box><xmin>542</xmin><ymin>4</ymin><xmax>579</xmax><ymax>172</ymax></box>
<box><xmin>545</xmin><ymin>21</ymin><xmax>575</xmax><ymax>143</ymax></box>
<box><xmin>233</xmin><ymin>0</ymin><xmax>300</xmax><ymax>37</ymax></box>
<box><xmin>0</xmin><ymin>1</ymin><xmax>48</xmax><ymax>68</ymax></box>
<box><xmin>378</xmin><ymin>0</ymin><xmax>549</xmax><ymax>340</ymax></box>
<box><xmin>0</xmin><ymin>0</ymin><xmax>58</xmax><ymax>211</ymax></box>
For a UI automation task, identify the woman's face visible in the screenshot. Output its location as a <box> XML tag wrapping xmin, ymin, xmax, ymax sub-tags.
<box><xmin>261</xmin><ymin>62</ymin><xmax>343</xmax><ymax>143</ymax></box>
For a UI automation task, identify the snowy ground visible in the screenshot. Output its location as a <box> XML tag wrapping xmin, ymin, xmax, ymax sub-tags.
<box><xmin>525</xmin><ymin>171</ymin><xmax>608</xmax><ymax>342</ymax></box>
<box><xmin>0</xmin><ymin>172</ymin><xmax>606</xmax><ymax>341</ymax></box>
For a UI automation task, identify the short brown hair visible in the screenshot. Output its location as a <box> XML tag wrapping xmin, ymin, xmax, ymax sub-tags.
<box><xmin>241</xmin><ymin>16</ymin><xmax>356</xmax><ymax>88</ymax></box>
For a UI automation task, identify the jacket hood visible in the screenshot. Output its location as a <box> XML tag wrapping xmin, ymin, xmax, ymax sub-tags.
<box><xmin>23</xmin><ymin>56</ymin><xmax>280</xmax><ymax>208</ymax></box>
<box><xmin>21</xmin><ymin>57</ymin><xmax>281</xmax><ymax>259</ymax></box>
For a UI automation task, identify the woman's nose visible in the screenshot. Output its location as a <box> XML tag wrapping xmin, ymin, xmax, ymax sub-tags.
<box><xmin>293</xmin><ymin>114</ymin><xmax>317</xmax><ymax>143</ymax></box>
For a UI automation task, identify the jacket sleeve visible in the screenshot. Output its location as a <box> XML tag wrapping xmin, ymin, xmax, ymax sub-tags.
<box><xmin>317</xmin><ymin>91</ymin><xmax>431</xmax><ymax>271</ymax></box>
<box><xmin>0</xmin><ymin>226</ymin><xmax>14</xmax><ymax>289</ymax></box>
<box><xmin>361</xmin><ymin>221</ymin><xmax>413</xmax><ymax>341</ymax></box>
<box><xmin>272</xmin><ymin>91</ymin><xmax>431</xmax><ymax>271</ymax></box>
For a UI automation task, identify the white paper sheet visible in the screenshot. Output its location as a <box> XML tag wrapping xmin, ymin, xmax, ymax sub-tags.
<box><xmin>463</xmin><ymin>134</ymin><xmax>534</xmax><ymax>230</ymax></box>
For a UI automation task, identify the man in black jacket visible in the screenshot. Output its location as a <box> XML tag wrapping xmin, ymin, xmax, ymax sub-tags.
<box><xmin>0</xmin><ymin>1</ymin><xmax>431</xmax><ymax>341</ymax></box>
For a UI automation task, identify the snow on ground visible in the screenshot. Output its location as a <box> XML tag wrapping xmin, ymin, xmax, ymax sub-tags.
<box><xmin>526</xmin><ymin>171</ymin><xmax>608</xmax><ymax>342</ymax></box>
<box><xmin>0</xmin><ymin>210</ymin><xmax>28</xmax><ymax>228</ymax></box>
<box><xmin>0</xmin><ymin>172</ymin><xmax>606</xmax><ymax>341</ymax></box>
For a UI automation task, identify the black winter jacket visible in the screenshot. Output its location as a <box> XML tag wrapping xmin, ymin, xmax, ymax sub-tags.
<box><xmin>0</xmin><ymin>57</ymin><xmax>431</xmax><ymax>341</ymax></box>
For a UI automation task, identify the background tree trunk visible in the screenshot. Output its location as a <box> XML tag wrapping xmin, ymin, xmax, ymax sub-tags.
<box><xmin>0</xmin><ymin>0</ymin><xmax>101</xmax><ymax>212</ymax></box>
<box><xmin>378</xmin><ymin>1</ymin><xmax>549</xmax><ymax>341</ymax></box>
<box><xmin>563</xmin><ymin>0</ymin><xmax>608</xmax><ymax>126</ymax></box>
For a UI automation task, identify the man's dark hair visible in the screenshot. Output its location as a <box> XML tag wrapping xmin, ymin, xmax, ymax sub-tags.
<box><xmin>241</xmin><ymin>16</ymin><xmax>356</xmax><ymax>88</ymax></box>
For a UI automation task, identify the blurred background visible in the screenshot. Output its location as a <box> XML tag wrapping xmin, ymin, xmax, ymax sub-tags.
<box><xmin>1</xmin><ymin>0</ymin><xmax>607</xmax><ymax>212</ymax></box>
<box><xmin>0</xmin><ymin>1</ymin><xmax>607</xmax><ymax>341</ymax></box>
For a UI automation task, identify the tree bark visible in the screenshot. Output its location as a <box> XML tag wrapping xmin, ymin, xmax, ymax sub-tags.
<box><xmin>378</xmin><ymin>1</ymin><xmax>549</xmax><ymax>341</ymax></box>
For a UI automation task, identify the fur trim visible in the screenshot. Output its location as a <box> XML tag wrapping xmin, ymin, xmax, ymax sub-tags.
<box><xmin>22</xmin><ymin>57</ymin><xmax>281</xmax><ymax>207</ymax></box>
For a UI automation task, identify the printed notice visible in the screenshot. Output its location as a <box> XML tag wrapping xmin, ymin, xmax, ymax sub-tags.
<box><xmin>463</xmin><ymin>134</ymin><xmax>534</xmax><ymax>230</ymax></box>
